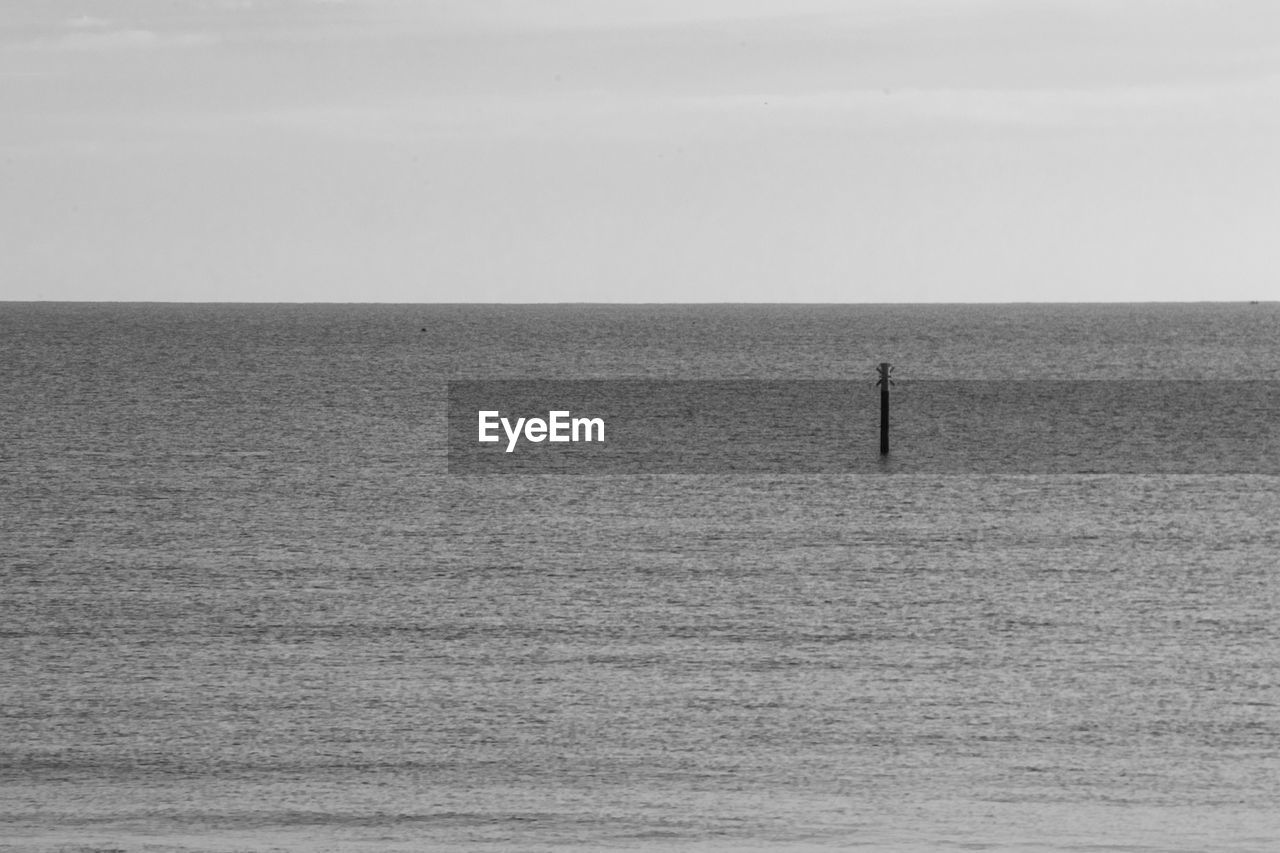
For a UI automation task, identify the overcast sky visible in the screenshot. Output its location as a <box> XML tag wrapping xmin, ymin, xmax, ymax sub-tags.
<box><xmin>3</xmin><ymin>0</ymin><xmax>1277</xmax><ymax>301</ymax></box>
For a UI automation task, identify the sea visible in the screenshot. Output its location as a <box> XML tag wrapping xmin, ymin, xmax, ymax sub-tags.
<box><xmin>2</xmin><ymin>302</ymin><xmax>1279</xmax><ymax>853</ymax></box>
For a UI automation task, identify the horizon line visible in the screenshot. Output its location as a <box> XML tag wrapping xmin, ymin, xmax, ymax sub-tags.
<box><xmin>3</xmin><ymin>299</ymin><xmax>1275</xmax><ymax>307</ymax></box>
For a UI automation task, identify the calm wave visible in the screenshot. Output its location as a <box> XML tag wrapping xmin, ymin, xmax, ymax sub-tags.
<box><xmin>2</xmin><ymin>303</ymin><xmax>1279</xmax><ymax>852</ymax></box>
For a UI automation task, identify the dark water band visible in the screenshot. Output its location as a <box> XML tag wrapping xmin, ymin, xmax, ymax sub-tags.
<box><xmin>447</xmin><ymin>380</ymin><xmax>1280</xmax><ymax>474</ymax></box>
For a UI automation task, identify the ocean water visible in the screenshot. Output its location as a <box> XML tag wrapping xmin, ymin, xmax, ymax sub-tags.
<box><xmin>2</xmin><ymin>302</ymin><xmax>1279</xmax><ymax>852</ymax></box>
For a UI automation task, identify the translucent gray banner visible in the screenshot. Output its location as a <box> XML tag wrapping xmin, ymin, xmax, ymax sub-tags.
<box><xmin>447</xmin><ymin>380</ymin><xmax>1280</xmax><ymax>474</ymax></box>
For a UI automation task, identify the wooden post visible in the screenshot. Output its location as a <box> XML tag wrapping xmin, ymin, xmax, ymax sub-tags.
<box><xmin>876</xmin><ymin>362</ymin><xmax>893</xmax><ymax>455</ymax></box>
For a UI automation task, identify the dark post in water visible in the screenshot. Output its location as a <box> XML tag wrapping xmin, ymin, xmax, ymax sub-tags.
<box><xmin>876</xmin><ymin>362</ymin><xmax>893</xmax><ymax>455</ymax></box>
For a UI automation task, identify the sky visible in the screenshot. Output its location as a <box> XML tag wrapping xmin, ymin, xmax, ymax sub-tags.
<box><xmin>2</xmin><ymin>0</ymin><xmax>1278</xmax><ymax>302</ymax></box>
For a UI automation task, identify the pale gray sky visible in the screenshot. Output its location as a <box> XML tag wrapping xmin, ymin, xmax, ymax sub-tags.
<box><xmin>3</xmin><ymin>0</ymin><xmax>1277</xmax><ymax>301</ymax></box>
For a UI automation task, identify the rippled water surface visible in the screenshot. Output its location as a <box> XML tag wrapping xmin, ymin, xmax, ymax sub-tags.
<box><xmin>2</xmin><ymin>303</ymin><xmax>1279</xmax><ymax>852</ymax></box>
